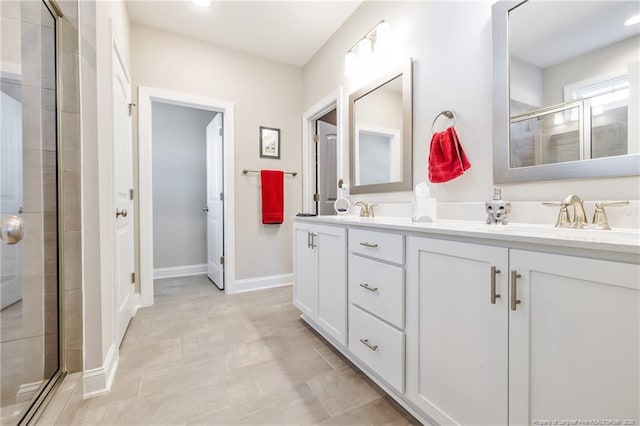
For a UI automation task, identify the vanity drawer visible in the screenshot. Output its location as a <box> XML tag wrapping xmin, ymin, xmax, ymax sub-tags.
<box><xmin>349</xmin><ymin>303</ymin><xmax>404</xmax><ymax>392</ymax></box>
<box><xmin>349</xmin><ymin>254</ymin><xmax>404</xmax><ymax>329</ymax></box>
<box><xmin>349</xmin><ymin>228</ymin><xmax>404</xmax><ymax>265</ymax></box>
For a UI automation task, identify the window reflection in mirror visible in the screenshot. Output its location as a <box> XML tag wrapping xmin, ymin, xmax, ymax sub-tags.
<box><xmin>508</xmin><ymin>0</ymin><xmax>639</xmax><ymax>169</ymax></box>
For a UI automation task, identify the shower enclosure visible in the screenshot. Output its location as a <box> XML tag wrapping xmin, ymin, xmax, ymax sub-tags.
<box><xmin>1</xmin><ymin>1</ymin><xmax>63</xmax><ymax>423</ymax></box>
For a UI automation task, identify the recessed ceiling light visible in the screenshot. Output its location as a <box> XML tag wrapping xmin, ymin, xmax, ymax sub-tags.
<box><xmin>192</xmin><ymin>0</ymin><xmax>211</xmax><ymax>8</ymax></box>
<box><xmin>624</xmin><ymin>14</ymin><xmax>640</xmax><ymax>26</ymax></box>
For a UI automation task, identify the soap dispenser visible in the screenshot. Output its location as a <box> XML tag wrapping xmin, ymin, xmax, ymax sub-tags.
<box><xmin>485</xmin><ymin>186</ymin><xmax>511</xmax><ymax>225</ymax></box>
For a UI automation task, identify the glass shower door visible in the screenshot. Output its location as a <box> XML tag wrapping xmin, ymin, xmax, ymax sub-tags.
<box><xmin>0</xmin><ymin>1</ymin><xmax>60</xmax><ymax>424</ymax></box>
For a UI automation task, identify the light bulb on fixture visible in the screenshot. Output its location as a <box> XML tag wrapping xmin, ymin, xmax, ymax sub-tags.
<box><xmin>192</xmin><ymin>0</ymin><xmax>211</xmax><ymax>7</ymax></box>
<box><xmin>345</xmin><ymin>50</ymin><xmax>357</xmax><ymax>76</ymax></box>
<box><xmin>357</xmin><ymin>37</ymin><xmax>373</xmax><ymax>59</ymax></box>
<box><xmin>624</xmin><ymin>14</ymin><xmax>640</xmax><ymax>26</ymax></box>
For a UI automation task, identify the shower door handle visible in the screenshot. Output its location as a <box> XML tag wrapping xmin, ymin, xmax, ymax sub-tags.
<box><xmin>0</xmin><ymin>215</ymin><xmax>25</xmax><ymax>245</ymax></box>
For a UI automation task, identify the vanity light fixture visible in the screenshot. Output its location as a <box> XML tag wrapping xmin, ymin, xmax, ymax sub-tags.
<box><xmin>344</xmin><ymin>20</ymin><xmax>391</xmax><ymax>76</ymax></box>
<box><xmin>624</xmin><ymin>14</ymin><xmax>640</xmax><ymax>26</ymax></box>
<box><xmin>192</xmin><ymin>0</ymin><xmax>211</xmax><ymax>7</ymax></box>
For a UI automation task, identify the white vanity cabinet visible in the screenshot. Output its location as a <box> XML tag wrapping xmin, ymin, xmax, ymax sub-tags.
<box><xmin>293</xmin><ymin>217</ymin><xmax>640</xmax><ymax>426</ymax></box>
<box><xmin>406</xmin><ymin>236</ymin><xmax>640</xmax><ymax>425</ymax></box>
<box><xmin>509</xmin><ymin>250</ymin><xmax>640</xmax><ymax>425</ymax></box>
<box><xmin>406</xmin><ymin>237</ymin><xmax>509</xmax><ymax>425</ymax></box>
<box><xmin>293</xmin><ymin>222</ymin><xmax>347</xmax><ymax>345</ymax></box>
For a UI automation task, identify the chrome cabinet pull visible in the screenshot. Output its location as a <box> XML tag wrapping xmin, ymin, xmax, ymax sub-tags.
<box><xmin>116</xmin><ymin>209</ymin><xmax>128</xmax><ymax>218</ymax></box>
<box><xmin>359</xmin><ymin>242</ymin><xmax>378</xmax><ymax>248</ymax></box>
<box><xmin>359</xmin><ymin>283</ymin><xmax>379</xmax><ymax>293</ymax></box>
<box><xmin>307</xmin><ymin>232</ymin><xmax>311</xmax><ymax>248</ymax></box>
<box><xmin>310</xmin><ymin>233</ymin><xmax>317</xmax><ymax>249</ymax></box>
<box><xmin>490</xmin><ymin>266</ymin><xmax>501</xmax><ymax>304</ymax></box>
<box><xmin>359</xmin><ymin>338</ymin><xmax>378</xmax><ymax>351</ymax></box>
<box><xmin>511</xmin><ymin>271</ymin><xmax>522</xmax><ymax>311</ymax></box>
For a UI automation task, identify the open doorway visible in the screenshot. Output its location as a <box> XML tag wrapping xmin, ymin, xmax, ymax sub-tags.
<box><xmin>302</xmin><ymin>89</ymin><xmax>343</xmax><ymax>215</ymax></box>
<box><xmin>138</xmin><ymin>87</ymin><xmax>236</xmax><ymax>306</ymax></box>
<box><xmin>150</xmin><ymin>102</ymin><xmax>224</xmax><ymax>302</ymax></box>
<box><xmin>315</xmin><ymin>110</ymin><xmax>338</xmax><ymax>215</ymax></box>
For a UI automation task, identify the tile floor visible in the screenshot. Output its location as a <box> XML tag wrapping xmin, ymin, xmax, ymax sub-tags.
<box><xmin>71</xmin><ymin>276</ymin><xmax>420</xmax><ymax>425</ymax></box>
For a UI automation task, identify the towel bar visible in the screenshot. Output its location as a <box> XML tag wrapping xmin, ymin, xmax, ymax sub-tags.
<box><xmin>242</xmin><ymin>169</ymin><xmax>297</xmax><ymax>177</ymax></box>
<box><xmin>431</xmin><ymin>110</ymin><xmax>456</xmax><ymax>133</ymax></box>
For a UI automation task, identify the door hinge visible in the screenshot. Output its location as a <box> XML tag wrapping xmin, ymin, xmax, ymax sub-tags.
<box><xmin>130</xmin><ymin>272</ymin><xmax>136</xmax><ymax>284</ymax></box>
<box><xmin>220</xmin><ymin>192</ymin><xmax>224</xmax><ymax>201</ymax></box>
<box><xmin>218</xmin><ymin>128</ymin><xmax>223</xmax><ymax>137</ymax></box>
<box><xmin>220</xmin><ymin>256</ymin><xmax>224</xmax><ymax>265</ymax></box>
<box><xmin>129</xmin><ymin>188</ymin><xmax>134</xmax><ymax>200</ymax></box>
<box><xmin>313</xmin><ymin>134</ymin><xmax>319</xmax><ymax>143</ymax></box>
<box><xmin>128</xmin><ymin>103</ymin><xmax>136</xmax><ymax>116</ymax></box>
<box><xmin>313</xmin><ymin>193</ymin><xmax>320</xmax><ymax>202</ymax></box>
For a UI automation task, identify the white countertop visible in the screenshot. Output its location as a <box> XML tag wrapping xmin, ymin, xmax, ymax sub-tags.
<box><xmin>295</xmin><ymin>215</ymin><xmax>640</xmax><ymax>258</ymax></box>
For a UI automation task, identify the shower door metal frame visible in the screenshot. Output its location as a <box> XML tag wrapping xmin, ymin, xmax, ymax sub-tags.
<box><xmin>16</xmin><ymin>0</ymin><xmax>68</xmax><ymax>423</ymax></box>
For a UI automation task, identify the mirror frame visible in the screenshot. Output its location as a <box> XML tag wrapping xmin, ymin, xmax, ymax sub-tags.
<box><xmin>492</xmin><ymin>0</ymin><xmax>640</xmax><ymax>184</ymax></box>
<box><xmin>349</xmin><ymin>60</ymin><xmax>413</xmax><ymax>194</ymax></box>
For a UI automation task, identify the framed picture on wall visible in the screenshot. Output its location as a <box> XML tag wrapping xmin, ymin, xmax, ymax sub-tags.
<box><xmin>259</xmin><ymin>126</ymin><xmax>280</xmax><ymax>159</ymax></box>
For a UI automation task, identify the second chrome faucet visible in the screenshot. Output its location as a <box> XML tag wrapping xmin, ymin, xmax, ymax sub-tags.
<box><xmin>543</xmin><ymin>195</ymin><xmax>629</xmax><ymax>230</ymax></box>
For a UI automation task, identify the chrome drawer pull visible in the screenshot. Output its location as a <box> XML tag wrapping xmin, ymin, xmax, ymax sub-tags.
<box><xmin>359</xmin><ymin>283</ymin><xmax>379</xmax><ymax>293</ymax></box>
<box><xmin>490</xmin><ymin>266</ymin><xmax>501</xmax><ymax>304</ymax></box>
<box><xmin>359</xmin><ymin>242</ymin><xmax>379</xmax><ymax>248</ymax></box>
<box><xmin>359</xmin><ymin>338</ymin><xmax>378</xmax><ymax>351</ymax></box>
<box><xmin>511</xmin><ymin>271</ymin><xmax>522</xmax><ymax>311</ymax></box>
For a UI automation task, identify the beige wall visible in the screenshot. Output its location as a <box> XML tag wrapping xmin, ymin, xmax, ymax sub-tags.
<box><xmin>130</xmin><ymin>24</ymin><xmax>303</xmax><ymax>282</ymax></box>
<box><xmin>303</xmin><ymin>1</ymin><xmax>640</xmax><ymax>204</ymax></box>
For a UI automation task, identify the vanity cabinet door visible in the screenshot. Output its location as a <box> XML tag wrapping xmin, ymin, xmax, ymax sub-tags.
<box><xmin>316</xmin><ymin>225</ymin><xmax>347</xmax><ymax>345</ymax></box>
<box><xmin>293</xmin><ymin>224</ymin><xmax>317</xmax><ymax>319</ymax></box>
<box><xmin>509</xmin><ymin>250</ymin><xmax>640</xmax><ymax>425</ymax></box>
<box><xmin>406</xmin><ymin>237</ymin><xmax>509</xmax><ymax>426</ymax></box>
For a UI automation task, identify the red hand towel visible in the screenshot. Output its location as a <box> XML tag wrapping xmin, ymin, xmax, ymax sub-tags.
<box><xmin>428</xmin><ymin>127</ymin><xmax>471</xmax><ymax>183</ymax></box>
<box><xmin>260</xmin><ymin>170</ymin><xmax>284</xmax><ymax>224</ymax></box>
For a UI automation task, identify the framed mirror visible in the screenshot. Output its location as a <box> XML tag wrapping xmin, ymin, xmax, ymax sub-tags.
<box><xmin>349</xmin><ymin>60</ymin><xmax>412</xmax><ymax>194</ymax></box>
<box><xmin>493</xmin><ymin>0</ymin><xmax>640</xmax><ymax>183</ymax></box>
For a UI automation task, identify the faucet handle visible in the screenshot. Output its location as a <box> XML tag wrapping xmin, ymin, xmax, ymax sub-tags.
<box><xmin>542</xmin><ymin>201</ymin><xmax>571</xmax><ymax>227</ymax></box>
<box><xmin>368</xmin><ymin>204</ymin><xmax>377</xmax><ymax>217</ymax></box>
<box><xmin>596</xmin><ymin>201</ymin><xmax>629</xmax><ymax>208</ymax></box>
<box><xmin>592</xmin><ymin>201</ymin><xmax>629</xmax><ymax>230</ymax></box>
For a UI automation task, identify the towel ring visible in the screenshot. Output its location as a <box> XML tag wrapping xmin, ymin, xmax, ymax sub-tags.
<box><xmin>431</xmin><ymin>110</ymin><xmax>456</xmax><ymax>133</ymax></box>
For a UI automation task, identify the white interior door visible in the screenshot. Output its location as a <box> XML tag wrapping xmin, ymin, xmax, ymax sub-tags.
<box><xmin>317</xmin><ymin>120</ymin><xmax>337</xmax><ymax>216</ymax></box>
<box><xmin>206</xmin><ymin>114</ymin><xmax>224</xmax><ymax>290</ymax></box>
<box><xmin>112</xmin><ymin>47</ymin><xmax>134</xmax><ymax>347</ymax></box>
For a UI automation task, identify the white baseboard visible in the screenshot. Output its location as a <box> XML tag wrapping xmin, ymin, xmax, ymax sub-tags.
<box><xmin>83</xmin><ymin>343</ymin><xmax>119</xmax><ymax>399</ymax></box>
<box><xmin>132</xmin><ymin>292</ymin><xmax>142</xmax><ymax>316</ymax></box>
<box><xmin>153</xmin><ymin>264</ymin><xmax>207</xmax><ymax>279</ymax></box>
<box><xmin>16</xmin><ymin>380</ymin><xmax>44</xmax><ymax>402</ymax></box>
<box><xmin>234</xmin><ymin>273</ymin><xmax>293</xmax><ymax>293</ymax></box>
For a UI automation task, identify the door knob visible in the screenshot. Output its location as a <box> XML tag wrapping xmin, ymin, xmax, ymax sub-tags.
<box><xmin>0</xmin><ymin>215</ymin><xmax>25</xmax><ymax>245</ymax></box>
<box><xmin>203</xmin><ymin>207</ymin><xmax>209</xmax><ymax>212</ymax></box>
<box><xmin>116</xmin><ymin>209</ymin><xmax>128</xmax><ymax>218</ymax></box>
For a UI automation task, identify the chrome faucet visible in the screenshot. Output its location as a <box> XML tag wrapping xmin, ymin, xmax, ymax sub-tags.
<box><xmin>353</xmin><ymin>201</ymin><xmax>377</xmax><ymax>217</ymax></box>
<box><xmin>561</xmin><ymin>194</ymin><xmax>588</xmax><ymax>228</ymax></box>
<box><xmin>543</xmin><ymin>194</ymin><xmax>588</xmax><ymax>228</ymax></box>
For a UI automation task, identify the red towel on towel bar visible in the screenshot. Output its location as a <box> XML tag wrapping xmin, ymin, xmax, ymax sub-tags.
<box><xmin>428</xmin><ymin>127</ymin><xmax>471</xmax><ymax>183</ymax></box>
<box><xmin>261</xmin><ymin>170</ymin><xmax>284</xmax><ymax>224</ymax></box>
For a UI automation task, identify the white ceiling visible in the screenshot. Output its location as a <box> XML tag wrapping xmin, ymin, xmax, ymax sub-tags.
<box><xmin>126</xmin><ymin>0</ymin><xmax>363</xmax><ymax>67</ymax></box>
<box><xmin>509</xmin><ymin>1</ymin><xmax>640</xmax><ymax>68</ymax></box>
